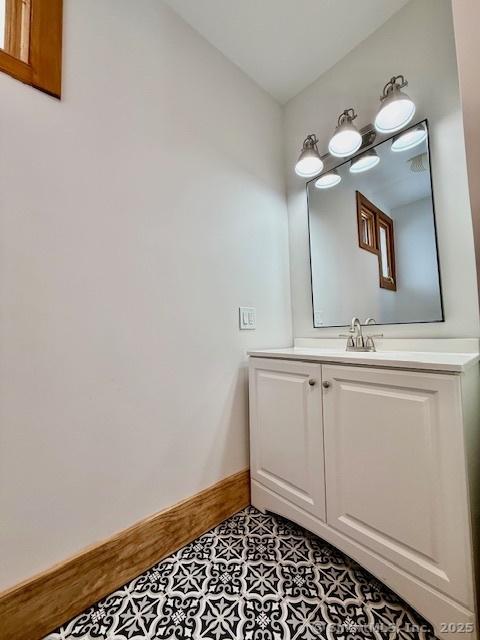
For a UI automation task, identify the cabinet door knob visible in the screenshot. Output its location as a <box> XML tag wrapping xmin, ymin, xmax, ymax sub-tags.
<box><xmin>308</xmin><ymin>378</ymin><xmax>316</xmax><ymax>386</ymax></box>
<box><xmin>322</xmin><ymin>381</ymin><xmax>331</xmax><ymax>389</ymax></box>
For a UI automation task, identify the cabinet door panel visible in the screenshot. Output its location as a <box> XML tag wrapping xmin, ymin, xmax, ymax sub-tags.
<box><xmin>322</xmin><ymin>364</ymin><xmax>473</xmax><ymax>606</ymax></box>
<box><xmin>249</xmin><ymin>358</ymin><xmax>325</xmax><ymax>520</ymax></box>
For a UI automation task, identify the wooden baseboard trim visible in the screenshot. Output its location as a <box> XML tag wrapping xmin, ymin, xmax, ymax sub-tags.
<box><xmin>0</xmin><ymin>468</ymin><xmax>250</xmax><ymax>640</ymax></box>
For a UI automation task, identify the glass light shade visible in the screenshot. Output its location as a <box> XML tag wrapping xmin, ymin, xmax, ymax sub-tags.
<box><xmin>391</xmin><ymin>124</ymin><xmax>427</xmax><ymax>152</ymax></box>
<box><xmin>315</xmin><ymin>171</ymin><xmax>341</xmax><ymax>189</ymax></box>
<box><xmin>328</xmin><ymin>124</ymin><xmax>362</xmax><ymax>158</ymax></box>
<box><xmin>349</xmin><ymin>149</ymin><xmax>380</xmax><ymax>173</ymax></box>
<box><xmin>374</xmin><ymin>88</ymin><xmax>415</xmax><ymax>133</ymax></box>
<box><xmin>295</xmin><ymin>147</ymin><xmax>324</xmax><ymax>177</ymax></box>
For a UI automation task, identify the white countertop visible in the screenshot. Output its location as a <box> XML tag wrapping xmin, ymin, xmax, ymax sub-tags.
<box><xmin>248</xmin><ymin>347</ymin><xmax>480</xmax><ymax>373</ymax></box>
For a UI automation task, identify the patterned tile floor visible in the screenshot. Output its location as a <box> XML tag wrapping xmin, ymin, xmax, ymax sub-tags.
<box><xmin>45</xmin><ymin>507</ymin><xmax>436</xmax><ymax>640</ymax></box>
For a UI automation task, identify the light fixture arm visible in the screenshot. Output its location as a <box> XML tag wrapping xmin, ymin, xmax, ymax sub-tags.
<box><xmin>303</xmin><ymin>135</ymin><xmax>330</xmax><ymax>162</ymax></box>
<box><xmin>295</xmin><ymin>133</ymin><xmax>324</xmax><ymax>177</ymax></box>
<box><xmin>303</xmin><ymin>134</ymin><xmax>319</xmax><ymax>149</ymax></box>
<box><xmin>380</xmin><ymin>75</ymin><xmax>408</xmax><ymax>101</ymax></box>
<box><xmin>337</xmin><ymin>108</ymin><xmax>357</xmax><ymax>126</ymax></box>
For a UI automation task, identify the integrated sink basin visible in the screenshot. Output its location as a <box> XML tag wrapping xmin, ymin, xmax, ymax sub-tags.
<box><xmin>247</xmin><ymin>346</ymin><xmax>480</xmax><ymax>373</ymax></box>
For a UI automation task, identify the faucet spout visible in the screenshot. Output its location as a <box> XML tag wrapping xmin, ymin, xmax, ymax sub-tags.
<box><xmin>339</xmin><ymin>316</ymin><xmax>383</xmax><ymax>352</ymax></box>
<box><xmin>339</xmin><ymin>317</ymin><xmax>374</xmax><ymax>352</ymax></box>
<box><xmin>350</xmin><ymin>317</ymin><xmax>362</xmax><ymax>336</ymax></box>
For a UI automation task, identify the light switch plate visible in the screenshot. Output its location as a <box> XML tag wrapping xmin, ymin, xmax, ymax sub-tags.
<box><xmin>239</xmin><ymin>307</ymin><xmax>256</xmax><ymax>330</ymax></box>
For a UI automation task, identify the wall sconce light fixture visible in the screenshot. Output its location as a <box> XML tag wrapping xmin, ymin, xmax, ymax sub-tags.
<box><xmin>391</xmin><ymin>123</ymin><xmax>427</xmax><ymax>152</ymax></box>
<box><xmin>295</xmin><ymin>73</ymin><xmax>417</xmax><ymax>180</ymax></box>
<box><xmin>295</xmin><ymin>134</ymin><xmax>324</xmax><ymax>177</ymax></box>
<box><xmin>315</xmin><ymin>170</ymin><xmax>341</xmax><ymax>189</ymax></box>
<box><xmin>374</xmin><ymin>75</ymin><xmax>416</xmax><ymax>134</ymax></box>
<box><xmin>349</xmin><ymin>148</ymin><xmax>380</xmax><ymax>173</ymax></box>
<box><xmin>328</xmin><ymin>108</ymin><xmax>362</xmax><ymax>158</ymax></box>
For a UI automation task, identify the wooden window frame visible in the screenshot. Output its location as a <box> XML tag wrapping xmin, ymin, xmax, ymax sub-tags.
<box><xmin>0</xmin><ymin>0</ymin><xmax>62</xmax><ymax>98</ymax></box>
<box><xmin>376</xmin><ymin>210</ymin><xmax>397</xmax><ymax>291</ymax></box>
<box><xmin>356</xmin><ymin>190</ymin><xmax>397</xmax><ymax>291</ymax></box>
<box><xmin>4</xmin><ymin>0</ymin><xmax>31</xmax><ymax>62</ymax></box>
<box><xmin>356</xmin><ymin>191</ymin><xmax>379</xmax><ymax>254</ymax></box>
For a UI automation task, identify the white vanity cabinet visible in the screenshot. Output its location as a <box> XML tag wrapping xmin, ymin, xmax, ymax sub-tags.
<box><xmin>249</xmin><ymin>358</ymin><xmax>326</xmax><ymax>520</ymax></box>
<box><xmin>249</xmin><ymin>349</ymin><xmax>480</xmax><ymax>640</ymax></box>
<box><xmin>323</xmin><ymin>365</ymin><xmax>472</xmax><ymax>606</ymax></box>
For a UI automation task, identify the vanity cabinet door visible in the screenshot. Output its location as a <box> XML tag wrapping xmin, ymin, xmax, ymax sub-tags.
<box><xmin>322</xmin><ymin>364</ymin><xmax>473</xmax><ymax>606</ymax></box>
<box><xmin>249</xmin><ymin>358</ymin><xmax>326</xmax><ymax>521</ymax></box>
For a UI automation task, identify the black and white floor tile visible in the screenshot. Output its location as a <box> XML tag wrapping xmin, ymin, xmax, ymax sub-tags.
<box><xmin>44</xmin><ymin>507</ymin><xmax>437</xmax><ymax>640</ymax></box>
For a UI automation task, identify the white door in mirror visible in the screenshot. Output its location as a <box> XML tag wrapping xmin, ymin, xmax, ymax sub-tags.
<box><xmin>239</xmin><ymin>307</ymin><xmax>256</xmax><ymax>329</ymax></box>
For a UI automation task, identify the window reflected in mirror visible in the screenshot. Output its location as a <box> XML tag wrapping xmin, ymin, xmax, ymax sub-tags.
<box><xmin>377</xmin><ymin>210</ymin><xmax>396</xmax><ymax>291</ymax></box>
<box><xmin>356</xmin><ymin>192</ymin><xmax>378</xmax><ymax>254</ymax></box>
<box><xmin>356</xmin><ymin>191</ymin><xmax>397</xmax><ymax>291</ymax></box>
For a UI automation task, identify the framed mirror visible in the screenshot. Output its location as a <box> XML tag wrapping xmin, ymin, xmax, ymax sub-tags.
<box><xmin>307</xmin><ymin>119</ymin><xmax>443</xmax><ymax>328</ymax></box>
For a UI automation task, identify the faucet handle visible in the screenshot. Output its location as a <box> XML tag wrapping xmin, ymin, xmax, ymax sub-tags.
<box><xmin>365</xmin><ymin>333</ymin><xmax>382</xmax><ymax>352</ymax></box>
<box><xmin>365</xmin><ymin>333</ymin><xmax>383</xmax><ymax>353</ymax></box>
<box><xmin>339</xmin><ymin>333</ymin><xmax>355</xmax><ymax>351</ymax></box>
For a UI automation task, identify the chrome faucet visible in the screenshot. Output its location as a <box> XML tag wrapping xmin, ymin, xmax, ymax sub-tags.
<box><xmin>339</xmin><ymin>317</ymin><xmax>383</xmax><ymax>352</ymax></box>
<box><xmin>351</xmin><ymin>316</ymin><xmax>362</xmax><ymax>335</ymax></box>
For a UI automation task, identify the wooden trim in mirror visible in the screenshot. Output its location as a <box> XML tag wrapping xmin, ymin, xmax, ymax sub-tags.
<box><xmin>377</xmin><ymin>210</ymin><xmax>397</xmax><ymax>291</ymax></box>
<box><xmin>356</xmin><ymin>191</ymin><xmax>379</xmax><ymax>254</ymax></box>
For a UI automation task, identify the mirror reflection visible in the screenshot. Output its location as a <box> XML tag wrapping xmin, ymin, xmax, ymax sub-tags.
<box><xmin>308</xmin><ymin>120</ymin><xmax>443</xmax><ymax>328</ymax></box>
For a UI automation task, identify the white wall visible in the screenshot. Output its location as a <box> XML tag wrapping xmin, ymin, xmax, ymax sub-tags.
<box><xmin>285</xmin><ymin>0</ymin><xmax>480</xmax><ymax>338</ymax></box>
<box><xmin>0</xmin><ymin>0</ymin><xmax>292</xmax><ymax>590</ymax></box>
<box><xmin>376</xmin><ymin>196</ymin><xmax>443</xmax><ymax>325</ymax></box>
<box><xmin>452</xmin><ymin>0</ymin><xmax>480</xmax><ymax>298</ymax></box>
<box><xmin>392</xmin><ymin>197</ymin><xmax>443</xmax><ymax>322</ymax></box>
